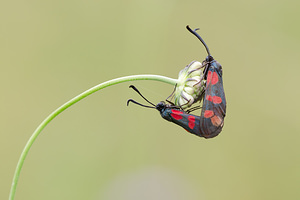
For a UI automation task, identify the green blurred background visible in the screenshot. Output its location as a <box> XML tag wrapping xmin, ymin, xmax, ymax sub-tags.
<box><xmin>1</xmin><ymin>0</ymin><xmax>300</xmax><ymax>199</ymax></box>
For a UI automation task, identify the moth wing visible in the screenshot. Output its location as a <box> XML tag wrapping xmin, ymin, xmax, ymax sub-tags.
<box><xmin>199</xmin><ymin>66</ymin><xmax>226</xmax><ymax>138</ymax></box>
<box><xmin>163</xmin><ymin>109</ymin><xmax>204</xmax><ymax>137</ymax></box>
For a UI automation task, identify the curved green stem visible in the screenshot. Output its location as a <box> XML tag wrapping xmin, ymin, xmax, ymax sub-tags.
<box><xmin>9</xmin><ymin>74</ymin><xmax>177</xmax><ymax>200</ymax></box>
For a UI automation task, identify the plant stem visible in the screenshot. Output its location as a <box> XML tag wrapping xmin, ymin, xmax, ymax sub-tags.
<box><xmin>9</xmin><ymin>74</ymin><xmax>177</xmax><ymax>200</ymax></box>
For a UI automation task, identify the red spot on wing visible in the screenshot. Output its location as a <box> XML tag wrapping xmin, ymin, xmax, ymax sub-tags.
<box><xmin>206</xmin><ymin>95</ymin><xmax>222</xmax><ymax>104</ymax></box>
<box><xmin>188</xmin><ymin>115</ymin><xmax>195</xmax><ymax>129</ymax></box>
<box><xmin>211</xmin><ymin>115</ymin><xmax>223</xmax><ymax>126</ymax></box>
<box><xmin>204</xmin><ymin>110</ymin><xmax>214</xmax><ymax>118</ymax></box>
<box><xmin>206</xmin><ymin>95</ymin><xmax>213</xmax><ymax>102</ymax></box>
<box><xmin>206</xmin><ymin>71</ymin><xmax>212</xmax><ymax>84</ymax></box>
<box><xmin>204</xmin><ymin>110</ymin><xmax>223</xmax><ymax>127</ymax></box>
<box><xmin>211</xmin><ymin>72</ymin><xmax>219</xmax><ymax>85</ymax></box>
<box><xmin>206</xmin><ymin>71</ymin><xmax>218</xmax><ymax>85</ymax></box>
<box><xmin>212</xmin><ymin>96</ymin><xmax>222</xmax><ymax>104</ymax></box>
<box><xmin>171</xmin><ymin>109</ymin><xmax>183</xmax><ymax>120</ymax></box>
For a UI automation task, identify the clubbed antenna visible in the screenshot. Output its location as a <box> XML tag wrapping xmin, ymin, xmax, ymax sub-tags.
<box><xmin>127</xmin><ymin>99</ymin><xmax>155</xmax><ymax>109</ymax></box>
<box><xmin>127</xmin><ymin>85</ymin><xmax>156</xmax><ymax>109</ymax></box>
<box><xmin>186</xmin><ymin>25</ymin><xmax>211</xmax><ymax>57</ymax></box>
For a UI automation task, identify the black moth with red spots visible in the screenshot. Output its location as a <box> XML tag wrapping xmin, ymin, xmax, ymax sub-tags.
<box><xmin>185</xmin><ymin>25</ymin><xmax>226</xmax><ymax>138</ymax></box>
<box><xmin>127</xmin><ymin>26</ymin><xmax>226</xmax><ymax>139</ymax></box>
<box><xmin>127</xmin><ymin>86</ymin><xmax>203</xmax><ymax>136</ymax></box>
<box><xmin>198</xmin><ymin>60</ymin><xmax>226</xmax><ymax>138</ymax></box>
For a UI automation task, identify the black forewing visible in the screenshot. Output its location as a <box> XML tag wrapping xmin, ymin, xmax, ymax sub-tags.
<box><xmin>199</xmin><ymin>61</ymin><xmax>226</xmax><ymax>138</ymax></box>
<box><xmin>160</xmin><ymin>108</ymin><xmax>205</xmax><ymax>137</ymax></box>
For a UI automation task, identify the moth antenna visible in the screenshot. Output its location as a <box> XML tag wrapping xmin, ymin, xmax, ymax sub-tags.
<box><xmin>129</xmin><ymin>85</ymin><xmax>156</xmax><ymax>106</ymax></box>
<box><xmin>127</xmin><ymin>99</ymin><xmax>156</xmax><ymax>109</ymax></box>
<box><xmin>186</xmin><ymin>25</ymin><xmax>211</xmax><ymax>57</ymax></box>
